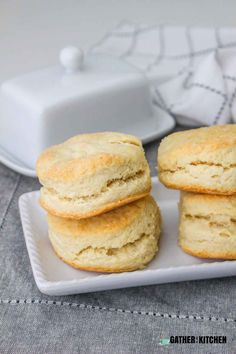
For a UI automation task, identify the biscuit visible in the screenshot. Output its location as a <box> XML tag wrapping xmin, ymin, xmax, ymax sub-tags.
<box><xmin>37</xmin><ymin>132</ymin><xmax>151</xmax><ymax>219</ymax></box>
<box><xmin>179</xmin><ymin>191</ymin><xmax>236</xmax><ymax>259</ymax></box>
<box><xmin>48</xmin><ymin>196</ymin><xmax>161</xmax><ymax>272</ymax></box>
<box><xmin>158</xmin><ymin>125</ymin><xmax>236</xmax><ymax>195</ymax></box>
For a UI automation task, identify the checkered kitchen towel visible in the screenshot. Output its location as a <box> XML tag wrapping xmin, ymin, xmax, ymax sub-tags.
<box><xmin>90</xmin><ymin>22</ymin><xmax>236</xmax><ymax>126</ymax></box>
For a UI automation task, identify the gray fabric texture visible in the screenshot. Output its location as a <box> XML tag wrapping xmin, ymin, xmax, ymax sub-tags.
<box><xmin>0</xmin><ymin>129</ymin><xmax>236</xmax><ymax>354</ymax></box>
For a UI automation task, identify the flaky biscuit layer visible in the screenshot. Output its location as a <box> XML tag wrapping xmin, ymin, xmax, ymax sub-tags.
<box><xmin>48</xmin><ymin>196</ymin><xmax>161</xmax><ymax>272</ymax></box>
<box><xmin>158</xmin><ymin>125</ymin><xmax>236</xmax><ymax>195</ymax></box>
<box><xmin>179</xmin><ymin>192</ymin><xmax>236</xmax><ymax>259</ymax></box>
<box><xmin>37</xmin><ymin>132</ymin><xmax>151</xmax><ymax>218</ymax></box>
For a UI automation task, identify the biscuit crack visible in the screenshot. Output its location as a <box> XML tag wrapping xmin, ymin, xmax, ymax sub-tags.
<box><xmin>161</xmin><ymin>162</ymin><xmax>236</xmax><ymax>173</ymax></box>
<box><xmin>189</xmin><ymin>162</ymin><xmax>236</xmax><ymax>169</ymax></box>
<box><xmin>74</xmin><ymin>233</ymin><xmax>151</xmax><ymax>258</ymax></box>
<box><xmin>184</xmin><ymin>214</ymin><xmax>236</xmax><ymax>227</ymax></box>
<box><xmin>105</xmin><ymin>170</ymin><xmax>145</xmax><ymax>189</ymax></box>
<box><xmin>109</xmin><ymin>139</ymin><xmax>140</xmax><ymax>147</ymax></box>
<box><xmin>48</xmin><ymin>169</ymin><xmax>146</xmax><ymax>201</ymax></box>
<box><xmin>185</xmin><ymin>214</ymin><xmax>210</xmax><ymax>221</ymax></box>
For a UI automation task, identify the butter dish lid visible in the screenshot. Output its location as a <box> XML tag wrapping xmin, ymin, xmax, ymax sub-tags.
<box><xmin>2</xmin><ymin>47</ymin><xmax>145</xmax><ymax>110</ymax></box>
<box><xmin>0</xmin><ymin>47</ymin><xmax>175</xmax><ymax>176</ymax></box>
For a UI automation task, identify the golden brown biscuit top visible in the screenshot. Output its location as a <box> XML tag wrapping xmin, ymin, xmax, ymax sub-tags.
<box><xmin>158</xmin><ymin>124</ymin><xmax>236</xmax><ymax>168</ymax></box>
<box><xmin>37</xmin><ymin>132</ymin><xmax>145</xmax><ymax>182</ymax></box>
<box><xmin>48</xmin><ymin>196</ymin><xmax>157</xmax><ymax>237</ymax></box>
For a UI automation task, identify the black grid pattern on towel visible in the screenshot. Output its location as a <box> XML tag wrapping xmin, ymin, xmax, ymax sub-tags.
<box><xmin>90</xmin><ymin>22</ymin><xmax>236</xmax><ymax>125</ymax></box>
<box><xmin>91</xmin><ymin>22</ymin><xmax>236</xmax><ymax>60</ymax></box>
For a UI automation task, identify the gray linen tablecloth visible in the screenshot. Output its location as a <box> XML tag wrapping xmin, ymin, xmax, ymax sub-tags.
<box><xmin>0</xmin><ymin>130</ymin><xmax>236</xmax><ymax>354</ymax></box>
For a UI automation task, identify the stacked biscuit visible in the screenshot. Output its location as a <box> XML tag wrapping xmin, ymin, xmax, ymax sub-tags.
<box><xmin>158</xmin><ymin>125</ymin><xmax>236</xmax><ymax>259</ymax></box>
<box><xmin>37</xmin><ymin>132</ymin><xmax>161</xmax><ymax>272</ymax></box>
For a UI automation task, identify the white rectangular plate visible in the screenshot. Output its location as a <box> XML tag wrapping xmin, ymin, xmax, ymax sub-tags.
<box><xmin>19</xmin><ymin>178</ymin><xmax>236</xmax><ymax>296</ymax></box>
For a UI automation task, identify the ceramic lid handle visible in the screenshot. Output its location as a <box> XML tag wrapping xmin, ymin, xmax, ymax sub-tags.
<box><xmin>60</xmin><ymin>46</ymin><xmax>84</xmax><ymax>73</ymax></box>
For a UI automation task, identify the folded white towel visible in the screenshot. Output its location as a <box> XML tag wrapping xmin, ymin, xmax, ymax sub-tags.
<box><xmin>90</xmin><ymin>22</ymin><xmax>236</xmax><ymax>126</ymax></box>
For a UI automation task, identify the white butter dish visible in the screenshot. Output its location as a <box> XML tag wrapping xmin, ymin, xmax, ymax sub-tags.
<box><xmin>0</xmin><ymin>47</ymin><xmax>174</xmax><ymax>176</ymax></box>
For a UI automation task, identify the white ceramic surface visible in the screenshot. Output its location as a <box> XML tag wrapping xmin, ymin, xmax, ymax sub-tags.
<box><xmin>0</xmin><ymin>144</ymin><xmax>36</xmax><ymax>177</ymax></box>
<box><xmin>18</xmin><ymin>177</ymin><xmax>236</xmax><ymax>296</ymax></box>
<box><xmin>0</xmin><ymin>52</ymin><xmax>173</xmax><ymax>170</ymax></box>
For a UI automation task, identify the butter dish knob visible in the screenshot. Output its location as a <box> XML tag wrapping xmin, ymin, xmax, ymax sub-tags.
<box><xmin>60</xmin><ymin>46</ymin><xmax>84</xmax><ymax>73</ymax></box>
